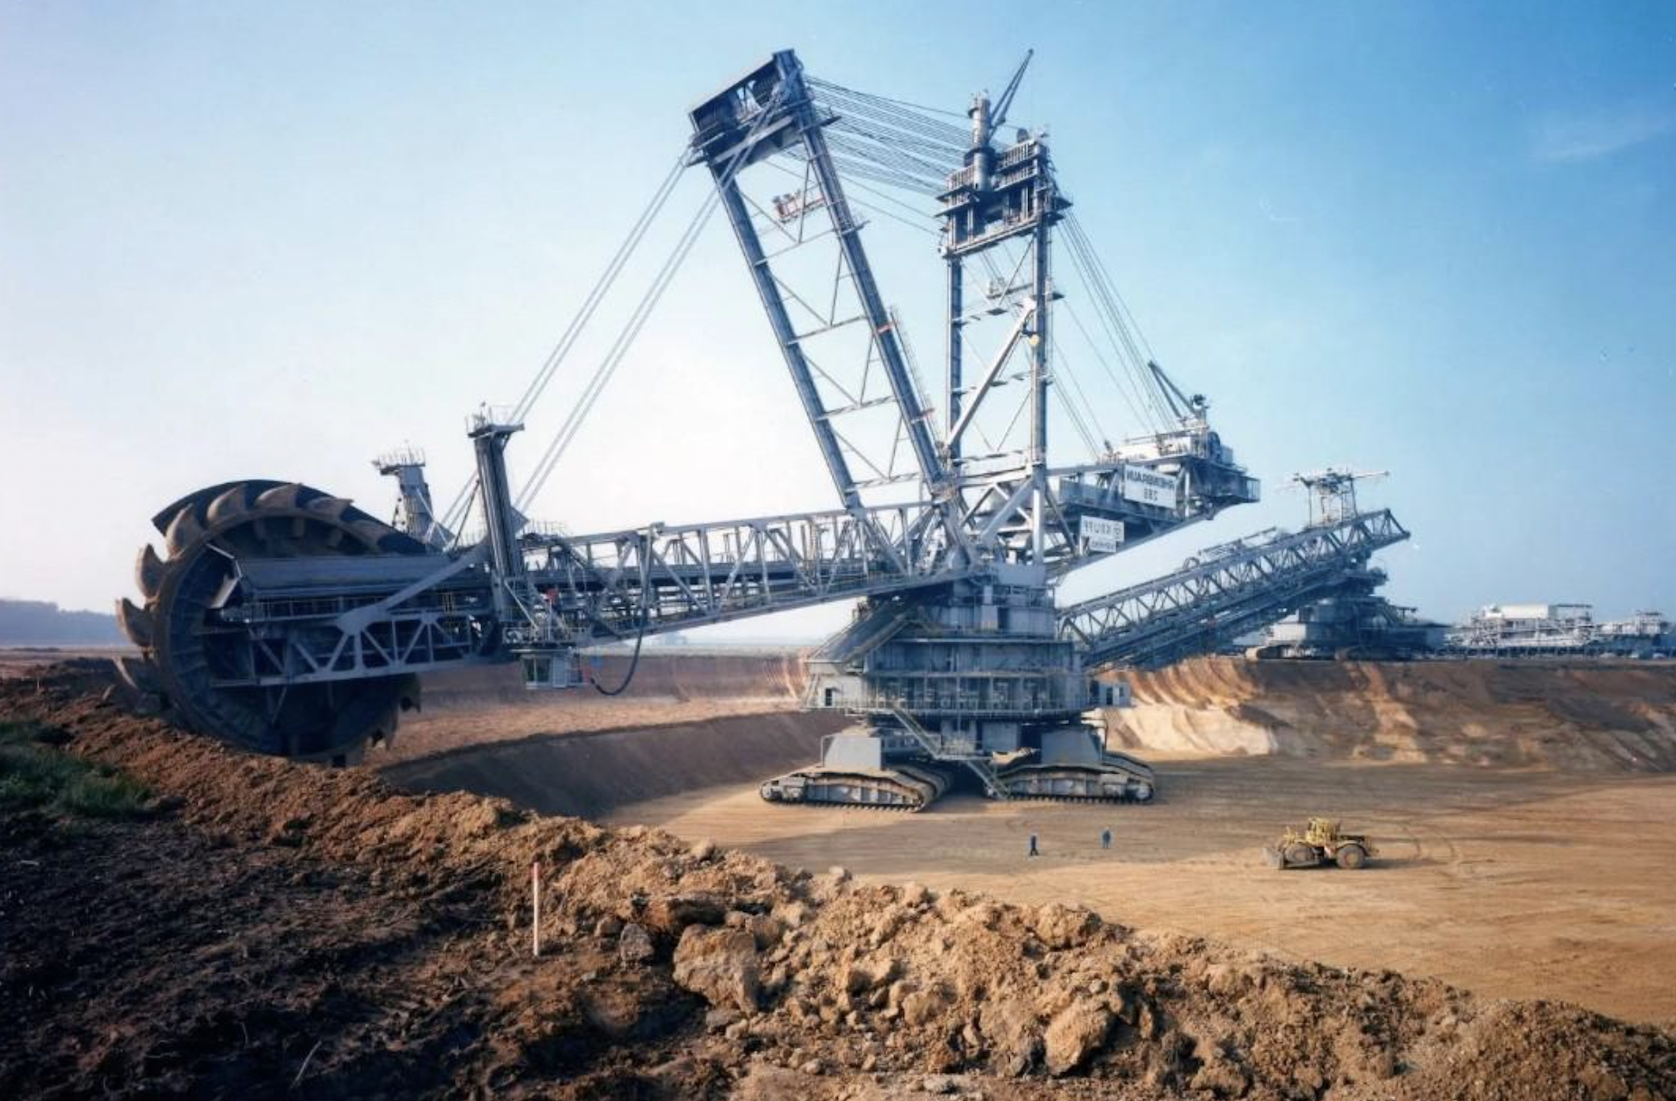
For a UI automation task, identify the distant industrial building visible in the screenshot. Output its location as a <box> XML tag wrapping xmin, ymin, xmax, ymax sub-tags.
<box><xmin>1444</xmin><ymin>604</ymin><xmax>1671</xmax><ymax>658</ymax></box>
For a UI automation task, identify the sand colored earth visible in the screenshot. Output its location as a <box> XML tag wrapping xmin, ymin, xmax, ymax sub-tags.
<box><xmin>368</xmin><ymin>653</ymin><xmax>1676</xmax><ymax>1027</ymax></box>
<box><xmin>1106</xmin><ymin>658</ymin><xmax>1676</xmax><ymax>770</ymax></box>
<box><xmin>614</xmin><ymin>761</ymin><xmax>1676</xmax><ymax>1028</ymax></box>
<box><xmin>3</xmin><ymin>663</ymin><xmax>1673</xmax><ymax>1100</ymax></box>
<box><xmin>383</xmin><ymin>652</ymin><xmax>807</xmax><ymax>764</ymax></box>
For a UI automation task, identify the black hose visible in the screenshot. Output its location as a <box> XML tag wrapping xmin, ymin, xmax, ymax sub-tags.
<box><xmin>592</xmin><ymin>614</ymin><xmax>648</xmax><ymax>696</ymax></box>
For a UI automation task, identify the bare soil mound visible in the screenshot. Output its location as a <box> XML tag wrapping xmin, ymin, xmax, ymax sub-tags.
<box><xmin>2</xmin><ymin>664</ymin><xmax>1672</xmax><ymax>1100</ymax></box>
<box><xmin>1107</xmin><ymin>658</ymin><xmax>1676</xmax><ymax>770</ymax></box>
<box><xmin>386</xmin><ymin>652</ymin><xmax>807</xmax><ymax>764</ymax></box>
<box><xmin>385</xmin><ymin>711</ymin><xmax>844</xmax><ymax>818</ymax></box>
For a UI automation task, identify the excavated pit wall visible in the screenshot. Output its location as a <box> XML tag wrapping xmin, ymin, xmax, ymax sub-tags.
<box><xmin>384</xmin><ymin>711</ymin><xmax>845</xmax><ymax>819</ymax></box>
<box><xmin>1103</xmin><ymin>657</ymin><xmax>1676</xmax><ymax>771</ymax></box>
<box><xmin>384</xmin><ymin>655</ymin><xmax>1676</xmax><ymax>820</ymax></box>
<box><xmin>382</xmin><ymin>651</ymin><xmax>843</xmax><ymax>816</ymax></box>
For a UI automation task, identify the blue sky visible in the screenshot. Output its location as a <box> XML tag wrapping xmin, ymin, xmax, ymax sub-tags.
<box><xmin>1</xmin><ymin>2</ymin><xmax>1672</xmax><ymax>635</ymax></box>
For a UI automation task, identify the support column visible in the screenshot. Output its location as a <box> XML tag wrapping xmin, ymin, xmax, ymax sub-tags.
<box><xmin>946</xmin><ymin>255</ymin><xmax>964</xmax><ymax>461</ymax></box>
<box><xmin>469</xmin><ymin>417</ymin><xmax>526</xmax><ymax>619</ymax></box>
<box><xmin>1030</xmin><ymin>217</ymin><xmax>1052</xmax><ymax>559</ymax></box>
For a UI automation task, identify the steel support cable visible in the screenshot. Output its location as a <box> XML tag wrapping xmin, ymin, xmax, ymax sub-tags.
<box><xmin>826</xmin><ymin>129</ymin><xmax>959</xmax><ymax>172</ymax></box>
<box><xmin>816</xmin><ymin>148</ymin><xmax>939</xmax><ymax>194</ymax></box>
<box><xmin>1067</xmin><ymin>220</ymin><xmax>1167</xmax><ymax>428</ymax></box>
<box><xmin>511</xmin><ymin>151</ymin><xmax>689</xmax><ymax>425</ymax></box>
<box><xmin>1059</xmin><ymin>229</ymin><xmax>1166</xmax><ymax>433</ymax></box>
<box><xmin>810</xmin><ymin>95</ymin><xmax>969</xmax><ymax>150</ymax></box>
<box><xmin>514</xmin><ymin>90</ymin><xmax>785</xmax><ymax>514</ymax></box>
<box><xmin>514</xmin><ymin>191</ymin><xmax>722</xmax><ymax>513</ymax></box>
<box><xmin>821</xmin><ymin>136</ymin><xmax>950</xmax><ymax>191</ymax></box>
<box><xmin>1062</xmin><ymin>218</ymin><xmax>1145</xmax><ymax>374</ymax></box>
<box><xmin>806</xmin><ymin>76</ymin><xmax>971</xmax><ymax>122</ymax></box>
<box><xmin>824</xmin><ymin>115</ymin><xmax>963</xmax><ymax>160</ymax></box>
<box><xmin>808</xmin><ymin>80</ymin><xmax>971</xmax><ymax>130</ymax></box>
<box><xmin>830</xmin><ymin>142</ymin><xmax>956</xmax><ymax>188</ymax></box>
<box><xmin>808</xmin><ymin>95</ymin><xmax>966</xmax><ymax>168</ymax></box>
<box><xmin>1052</xmin><ymin>372</ymin><xmax>1101</xmax><ymax>458</ymax></box>
<box><xmin>1060</xmin><ymin>293</ymin><xmax>1157</xmax><ymax>433</ymax></box>
<box><xmin>807</xmin><ymin>81</ymin><xmax>971</xmax><ymax>142</ymax></box>
<box><xmin>437</xmin><ymin>148</ymin><xmax>690</xmax><ymax>538</ymax></box>
<box><xmin>782</xmin><ymin>137</ymin><xmax>946</xmax><ymax>194</ymax></box>
<box><xmin>762</xmin><ymin>158</ymin><xmax>940</xmax><ymax>237</ymax></box>
<box><xmin>823</xmin><ymin>122</ymin><xmax>960</xmax><ymax>168</ymax></box>
<box><xmin>1068</xmin><ymin>213</ymin><xmax>1158</xmax><ymax>365</ymax></box>
<box><xmin>1063</xmin><ymin>219</ymin><xmax>1148</xmax><ymax>375</ymax></box>
<box><xmin>1052</xmin><ymin>337</ymin><xmax>1114</xmax><ymax>454</ymax></box>
<box><xmin>1062</xmin><ymin>216</ymin><xmax>1174</xmax><ymax>427</ymax></box>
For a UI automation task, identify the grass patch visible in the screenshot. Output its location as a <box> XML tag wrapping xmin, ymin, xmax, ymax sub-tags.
<box><xmin>0</xmin><ymin>720</ymin><xmax>151</xmax><ymax>820</ymax></box>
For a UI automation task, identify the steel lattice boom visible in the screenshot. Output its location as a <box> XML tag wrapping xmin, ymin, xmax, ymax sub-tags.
<box><xmin>114</xmin><ymin>49</ymin><xmax>1408</xmax><ymax>810</ymax></box>
<box><xmin>1060</xmin><ymin>509</ymin><xmax>1411</xmax><ymax>669</ymax></box>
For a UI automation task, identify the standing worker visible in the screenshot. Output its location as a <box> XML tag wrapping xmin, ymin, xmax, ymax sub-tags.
<box><xmin>1101</xmin><ymin>827</ymin><xmax>1113</xmax><ymax>851</ymax></box>
<box><xmin>1028</xmin><ymin>832</ymin><xmax>1040</xmax><ymax>858</ymax></box>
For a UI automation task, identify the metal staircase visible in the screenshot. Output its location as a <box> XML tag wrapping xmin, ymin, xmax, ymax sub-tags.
<box><xmin>889</xmin><ymin>706</ymin><xmax>1008</xmax><ymax>799</ymax></box>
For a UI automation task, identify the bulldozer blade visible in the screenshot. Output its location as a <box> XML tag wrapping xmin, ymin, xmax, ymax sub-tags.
<box><xmin>163</xmin><ymin>505</ymin><xmax>206</xmax><ymax>557</ymax></box>
<box><xmin>205</xmin><ymin>483</ymin><xmax>252</xmax><ymax>526</ymax></box>
<box><xmin>1263</xmin><ymin>845</ymin><xmax>1285</xmax><ymax>870</ymax></box>
<box><xmin>135</xmin><ymin>543</ymin><xmax>167</xmax><ymax>600</ymax></box>
<box><xmin>254</xmin><ymin>482</ymin><xmax>305</xmax><ymax>511</ymax></box>
<box><xmin>114</xmin><ymin>597</ymin><xmax>155</xmax><ymax>650</ymax></box>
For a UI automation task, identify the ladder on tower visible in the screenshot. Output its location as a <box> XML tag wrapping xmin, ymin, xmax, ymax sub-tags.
<box><xmin>889</xmin><ymin>706</ymin><xmax>1008</xmax><ymax>799</ymax></box>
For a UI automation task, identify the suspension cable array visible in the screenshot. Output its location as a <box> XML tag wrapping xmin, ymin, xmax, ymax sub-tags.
<box><xmin>441</xmin><ymin>61</ymin><xmax>1203</xmax><ymax>546</ymax></box>
<box><xmin>437</xmin><ymin>148</ymin><xmax>691</xmax><ymax>538</ymax></box>
<box><xmin>805</xmin><ymin>77</ymin><xmax>970</xmax><ymax>193</ymax></box>
<box><xmin>513</xmin><ymin>86</ymin><xmax>789</xmax><ymax>514</ymax></box>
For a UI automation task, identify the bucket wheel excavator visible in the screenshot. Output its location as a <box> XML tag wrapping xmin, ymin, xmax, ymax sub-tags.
<box><xmin>120</xmin><ymin>49</ymin><xmax>1286</xmax><ymax>799</ymax></box>
<box><xmin>117</xmin><ymin>482</ymin><xmax>432</xmax><ymax>760</ymax></box>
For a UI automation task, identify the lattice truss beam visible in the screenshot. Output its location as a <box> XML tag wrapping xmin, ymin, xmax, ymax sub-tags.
<box><xmin>529</xmin><ymin>500</ymin><xmax>962</xmax><ymax>636</ymax></box>
<box><xmin>1060</xmin><ymin>510</ymin><xmax>1410</xmax><ymax>667</ymax></box>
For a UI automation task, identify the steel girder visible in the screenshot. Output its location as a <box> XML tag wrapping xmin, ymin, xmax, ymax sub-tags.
<box><xmin>1060</xmin><ymin>509</ymin><xmax>1410</xmax><ymax>669</ymax></box>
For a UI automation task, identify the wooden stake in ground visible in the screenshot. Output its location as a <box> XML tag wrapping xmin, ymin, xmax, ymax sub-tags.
<box><xmin>532</xmin><ymin>861</ymin><xmax>542</xmax><ymax>958</ymax></box>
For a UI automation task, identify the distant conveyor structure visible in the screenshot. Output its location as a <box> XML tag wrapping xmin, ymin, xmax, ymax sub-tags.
<box><xmin>1059</xmin><ymin>509</ymin><xmax>1411</xmax><ymax>669</ymax></box>
<box><xmin>117</xmin><ymin>49</ymin><xmax>1409</xmax><ymax>811</ymax></box>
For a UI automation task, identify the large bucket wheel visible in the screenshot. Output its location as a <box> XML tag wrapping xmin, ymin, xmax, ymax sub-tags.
<box><xmin>116</xmin><ymin>480</ymin><xmax>431</xmax><ymax>761</ymax></box>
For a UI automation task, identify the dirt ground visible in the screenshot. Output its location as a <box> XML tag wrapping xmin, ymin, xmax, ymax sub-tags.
<box><xmin>383</xmin><ymin>654</ymin><xmax>805</xmax><ymax>764</ymax></box>
<box><xmin>609</xmin><ymin>758</ymin><xmax>1676</xmax><ymax>1028</ymax></box>
<box><xmin>369</xmin><ymin>654</ymin><xmax>1676</xmax><ymax>1029</ymax></box>
<box><xmin>0</xmin><ymin>647</ymin><xmax>130</xmax><ymax>678</ymax></box>
<box><xmin>4</xmin><ymin>664</ymin><xmax>1673</xmax><ymax>1101</ymax></box>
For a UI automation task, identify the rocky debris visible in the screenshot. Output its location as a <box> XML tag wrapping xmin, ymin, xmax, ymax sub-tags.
<box><xmin>673</xmin><ymin>924</ymin><xmax>760</xmax><ymax>1014</ymax></box>
<box><xmin>618</xmin><ymin>921</ymin><xmax>655</xmax><ymax>965</ymax></box>
<box><xmin>2</xmin><ymin>662</ymin><xmax>1675</xmax><ymax>1101</ymax></box>
<box><xmin>1031</xmin><ymin>902</ymin><xmax>1101</xmax><ymax>950</ymax></box>
<box><xmin>980</xmin><ymin>999</ymin><xmax>1043</xmax><ymax>1076</ymax></box>
<box><xmin>1043</xmin><ymin>1002</ymin><xmax>1112</xmax><ymax>1076</ymax></box>
<box><xmin>641</xmin><ymin>891</ymin><xmax>727</xmax><ymax>935</ymax></box>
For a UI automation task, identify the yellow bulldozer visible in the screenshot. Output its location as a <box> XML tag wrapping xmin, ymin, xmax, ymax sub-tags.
<box><xmin>1264</xmin><ymin>817</ymin><xmax>1376</xmax><ymax>870</ymax></box>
